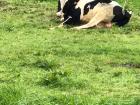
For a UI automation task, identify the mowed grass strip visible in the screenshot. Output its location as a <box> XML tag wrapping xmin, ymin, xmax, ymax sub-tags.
<box><xmin>0</xmin><ymin>0</ymin><xmax>140</xmax><ymax>105</ymax></box>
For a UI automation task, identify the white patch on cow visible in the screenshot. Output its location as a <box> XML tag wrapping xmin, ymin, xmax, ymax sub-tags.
<box><xmin>87</xmin><ymin>4</ymin><xmax>91</xmax><ymax>9</ymax></box>
<box><xmin>109</xmin><ymin>1</ymin><xmax>123</xmax><ymax>18</ymax></box>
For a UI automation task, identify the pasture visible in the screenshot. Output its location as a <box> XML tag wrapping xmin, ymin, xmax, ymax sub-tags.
<box><xmin>0</xmin><ymin>0</ymin><xmax>140</xmax><ymax>105</ymax></box>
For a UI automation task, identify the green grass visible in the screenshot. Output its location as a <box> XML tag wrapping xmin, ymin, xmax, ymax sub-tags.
<box><xmin>0</xmin><ymin>0</ymin><xmax>140</xmax><ymax>105</ymax></box>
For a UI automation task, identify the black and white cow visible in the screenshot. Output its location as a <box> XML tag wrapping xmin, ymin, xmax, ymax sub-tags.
<box><xmin>58</xmin><ymin>0</ymin><xmax>132</xmax><ymax>29</ymax></box>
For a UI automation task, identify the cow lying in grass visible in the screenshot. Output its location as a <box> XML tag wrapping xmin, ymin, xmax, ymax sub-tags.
<box><xmin>57</xmin><ymin>0</ymin><xmax>132</xmax><ymax>29</ymax></box>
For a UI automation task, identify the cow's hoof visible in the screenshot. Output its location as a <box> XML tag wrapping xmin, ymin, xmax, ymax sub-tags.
<box><xmin>105</xmin><ymin>23</ymin><xmax>112</xmax><ymax>28</ymax></box>
<box><xmin>56</xmin><ymin>11</ymin><xmax>62</xmax><ymax>17</ymax></box>
<box><xmin>58</xmin><ymin>24</ymin><xmax>64</xmax><ymax>28</ymax></box>
<box><xmin>72</xmin><ymin>27</ymin><xmax>81</xmax><ymax>30</ymax></box>
<box><xmin>60</xmin><ymin>17</ymin><xmax>64</xmax><ymax>21</ymax></box>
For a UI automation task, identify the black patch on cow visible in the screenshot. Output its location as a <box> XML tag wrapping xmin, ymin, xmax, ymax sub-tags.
<box><xmin>63</xmin><ymin>0</ymin><xmax>81</xmax><ymax>24</ymax></box>
<box><xmin>57</xmin><ymin>0</ymin><xmax>61</xmax><ymax>12</ymax></box>
<box><xmin>112</xmin><ymin>6</ymin><xmax>132</xmax><ymax>26</ymax></box>
<box><xmin>84</xmin><ymin>0</ymin><xmax>112</xmax><ymax>15</ymax></box>
<box><xmin>99</xmin><ymin>0</ymin><xmax>112</xmax><ymax>3</ymax></box>
<box><xmin>84</xmin><ymin>1</ymin><xmax>98</xmax><ymax>15</ymax></box>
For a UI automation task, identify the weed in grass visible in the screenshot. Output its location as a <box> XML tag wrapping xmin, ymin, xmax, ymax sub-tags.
<box><xmin>112</xmin><ymin>71</ymin><xmax>122</xmax><ymax>78</ymax></box>
<box><xmin>41</xmin><ymin>70</ymin><xmax>70</xmax><ymax>86</ymax></box>
<box><xmin>95</xmin><ymin>64</ymin><xmax>103</xmax><ymax>73</ymax></box>
<box><xmin>40</xmin><ymin>69</ymin><xmax>88</xmax><ymax>90</ymax></box>
<box><xmin>33</xmin><ymin>60</ymin><xmax>56</xmax><ymax>70</ymax></box>
<box><xmin>21</xmin><ymin>59</ymin><xmax>59</xmax><ymax>71</ymax></box>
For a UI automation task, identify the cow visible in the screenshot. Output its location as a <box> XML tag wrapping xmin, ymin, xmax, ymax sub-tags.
<box><xmin>60</xmin><ymin>0</ymin><xmax>132</xmax><ymax>29</ymax></box>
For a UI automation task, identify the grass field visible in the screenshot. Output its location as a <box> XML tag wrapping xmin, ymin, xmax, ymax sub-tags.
<box><xmin>0</xmin><ymin>0</ymin><xmax>140</xmax><ymax>105</ymax></box>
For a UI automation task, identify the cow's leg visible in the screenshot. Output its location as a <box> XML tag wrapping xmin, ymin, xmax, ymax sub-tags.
<box><xmin>57</xmin><ymin>0</ymin><xmax>61</xmax><ymax>12</ymax></box>
<box><xmin>60</xmin><ymin>0</ymin><xmax>66</xmax><ymax>10</ymax></box>
<box><xmin>57</xmin><ymin>0</ymin><xmax>67</xmax><ymax>17</ymax></box>
<box><xmin>74</xmin><ymin>14</ymin><xmax>104</xmax><ymax>29</ymax></box>
<box><xmin>56</xmin><ymin>0</ymin><xmax>62</xmax><ymax>17</ymax></box>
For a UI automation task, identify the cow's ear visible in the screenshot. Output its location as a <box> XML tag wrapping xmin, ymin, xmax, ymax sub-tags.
<box><xmin>125</xmin><ymin>10</ymin><xmax>132</xmax><ymax>18</ymax></box>
<box><xmin>128</xmin><ymin>11</ymin><xmax>132</xmax><ymax>15</ymax></box>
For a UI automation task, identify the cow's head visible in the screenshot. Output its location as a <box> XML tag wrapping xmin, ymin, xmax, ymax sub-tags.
<box><xmin>117</xmin><ymin>10</ymin><xmax>132</xmax><ymax>26</ymax></box>
<box><xmin>112</xmin><ymin>6</ymin><xmax>132</xmax><ymax>26</ymax></box>
<box><xmin>62</xmin><ymin>0</ymin><xmax>81</xmax><ymax>24</ymax></box>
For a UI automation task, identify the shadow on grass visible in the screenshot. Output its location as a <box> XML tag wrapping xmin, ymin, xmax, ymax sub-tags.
<box><xmin>39</xmin><ymin>70</ymin><xmax>88</xmax><ymax>90</ymax></box>
<box><xmin>21</xmin><ymin>59</ymin><xmax>60</xmax><ymax>71</ymax></box>
<box><xmin>109</xmin><ymin>62</ymin><xmax>140</xmax><ymax>69</ymax></box>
